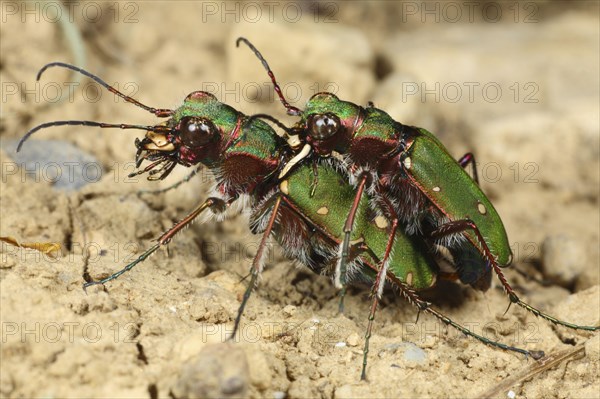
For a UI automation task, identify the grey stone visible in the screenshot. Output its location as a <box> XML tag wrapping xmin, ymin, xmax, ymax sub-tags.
<box><xmin>3</xmin><ymin>139</ymin><xmax>102</xmax><ymax>191</ymax></box>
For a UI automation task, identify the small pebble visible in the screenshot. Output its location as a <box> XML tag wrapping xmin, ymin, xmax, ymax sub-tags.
<box><xmin>402</xmin><ymin>342</ymin><xmax>427</xmax><ymax>364</ymax></box>
<box><xmin>335</xmin><ymin>384</ymin><xmax>354</xmax><ymax>399</ymax></box>
<box><xmin>542</xmin><ymin>234</ymin><xmax>587</xmax><ymax>287</ymax></box>
<box><xmin>346</xmin><ymin>333</ymin><xmax>360</xmax><ymax>347</ymax></box>
<box><xmin>282</xmin><ymin>305</ymin><xmax>296</xmax><ymax>317</ymax></box>
<box><xmin>0</xmin><ymin>255</ymin><xmax>16</xmax><ymax>269</ymax></box>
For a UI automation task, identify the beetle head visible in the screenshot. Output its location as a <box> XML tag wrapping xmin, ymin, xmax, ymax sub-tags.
<box><xmin>134</xmin><ymin>91</ymin><xmax>237</xmax><ymax>179</ymax></box>
<box><xmin>301</xmin><ymin>92</ymin><xmax>362</xmax><ymax>156</ymax></box>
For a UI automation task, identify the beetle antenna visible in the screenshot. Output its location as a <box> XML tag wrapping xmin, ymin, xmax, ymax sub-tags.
<box><xmin>36</xmin><ymin>62</ymin><xmax>174</xmax><ymax>118</ymax></box>
<box><xmin>246</xmin><ymin>113</ymin><xmax>294</xmax><ymax>137</ymax></box>
<box><xmin>17</xmin><ymin>120</ymin><xmax>171</xmax><ymax>152</ymax></box>
<box><xmin>236</xmin><ymin>38</ymin><xmax>302</xmax><ymax>116</ymax></box>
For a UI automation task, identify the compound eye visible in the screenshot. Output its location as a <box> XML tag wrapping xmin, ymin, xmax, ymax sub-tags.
<box><xmin>180</xmin><ymin>117</ymin><xmax>217</xmax><ymax>147</ymax></box>
<box><xmin>307</xmin><ymin>113</ymin><xmax>341</xmax><ymax>140</ymax></box>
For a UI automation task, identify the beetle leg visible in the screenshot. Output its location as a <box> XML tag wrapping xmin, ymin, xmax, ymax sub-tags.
<box><xmin>231</xmin><ymin>195</ymin><xmax>283</xmax><ymax>340</ymax></box>
<box><xmin>361</xmin><ymin>216</ymin><xmax>398</xmax><ymax>381</ymax></box>
<box><xmin>393</xmin><ymin>276</ymin><xmax>545</xmax><ymax>360</ymax></box>
<box><xmin>356</xmin><ymin>251</ymin><xmax>544</xmax><ymax>381</ymax></box>
<box><xmin>84</xmin><ymin>197</ymin><xmax>228</xmax><ymax>289</ymax></box>
<box><xmin>430</xmin><ymin>219</ymin><xmax>600</xmax><ymax>332</ymax></box>
<box><xmin>457</xmin><ymin>152</ymin><xmax>479</xmax><ymax>184</ymax></box>
<box><xmin>337</xmin><ymin>173</ymin><xmax>369</xmax><ymax>312</ymax></box>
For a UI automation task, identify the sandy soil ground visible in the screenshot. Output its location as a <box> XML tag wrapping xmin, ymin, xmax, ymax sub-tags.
<box><xmin>1</xmin><ymin>2</ymin><xmax>599</xmax><ymax>398</ymax></box>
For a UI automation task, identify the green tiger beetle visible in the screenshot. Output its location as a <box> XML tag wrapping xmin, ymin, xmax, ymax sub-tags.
<box><xmin>237</xmin><ymin>38</ymin><xmax>600</xmax><ymax>334</ymax></box>
<box><xmin>17</xmin><ymin>62</ymin><xmax>294</xmax><ymax>329</ymax></box>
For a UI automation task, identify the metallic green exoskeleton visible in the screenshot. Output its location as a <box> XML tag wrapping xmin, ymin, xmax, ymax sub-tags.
<box><xmin>278</xmin><ymin>162</ymin><xmax>437</xmax><ymax>289</ymax></box>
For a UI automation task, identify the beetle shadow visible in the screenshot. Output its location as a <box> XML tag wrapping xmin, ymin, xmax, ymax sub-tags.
<box><xmin>345</xmin><ymin>278</ymin><xmax>471</xmax><ymax>312</ymax></box>
<box><xmin>419</xmin><ymin>279</ymin><xmax>471</xmax><ymax>309</ymax></box>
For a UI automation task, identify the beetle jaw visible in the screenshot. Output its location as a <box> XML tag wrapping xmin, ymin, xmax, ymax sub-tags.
<box><xmin>143</xmin><ymin>131</ymin><xmax>176</xmax><ymax>151</ymax></box>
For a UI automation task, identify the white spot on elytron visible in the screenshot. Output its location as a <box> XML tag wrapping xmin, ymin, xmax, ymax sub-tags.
<box><xmin>433</xmin><ymin>186</ymin><xmax>441</xmax><ymax>192</ymax></box>
<box><xmin>317</xmin><ymin>206</ymin><xmax>329</xmax><ymax>215</ymax></box>
<box><xmin>280</xmin><ymin>180</ymin><xmax>289</xmax><ymax>195</ymax></box>
<box><xmin>406</xmin><ymin>272</ymin><xmax>414</xmax><ymax>286</ymax></box>
<box><xmin>477</xmin><ymin>202</ymin><xmax>487</xmax><ymax>215</ymax></box>
<box><xmin>335</xmin><ymin>342</ymin><xmax>347</xmax><ymax>348</ymax></box>
<box><xmin>374</xmin><ymin>215</ymin><xmax>389</xmax><ymax>229</ymax></box>
<box><xmin>507</xmin><ymin>391</ymin><xmax>516</xmax><ymax>399</ymax></box>
<box><xmin>403</xmin><ymin>156</ymin><xmax>412</xmax><ymax>170</ymax></box>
